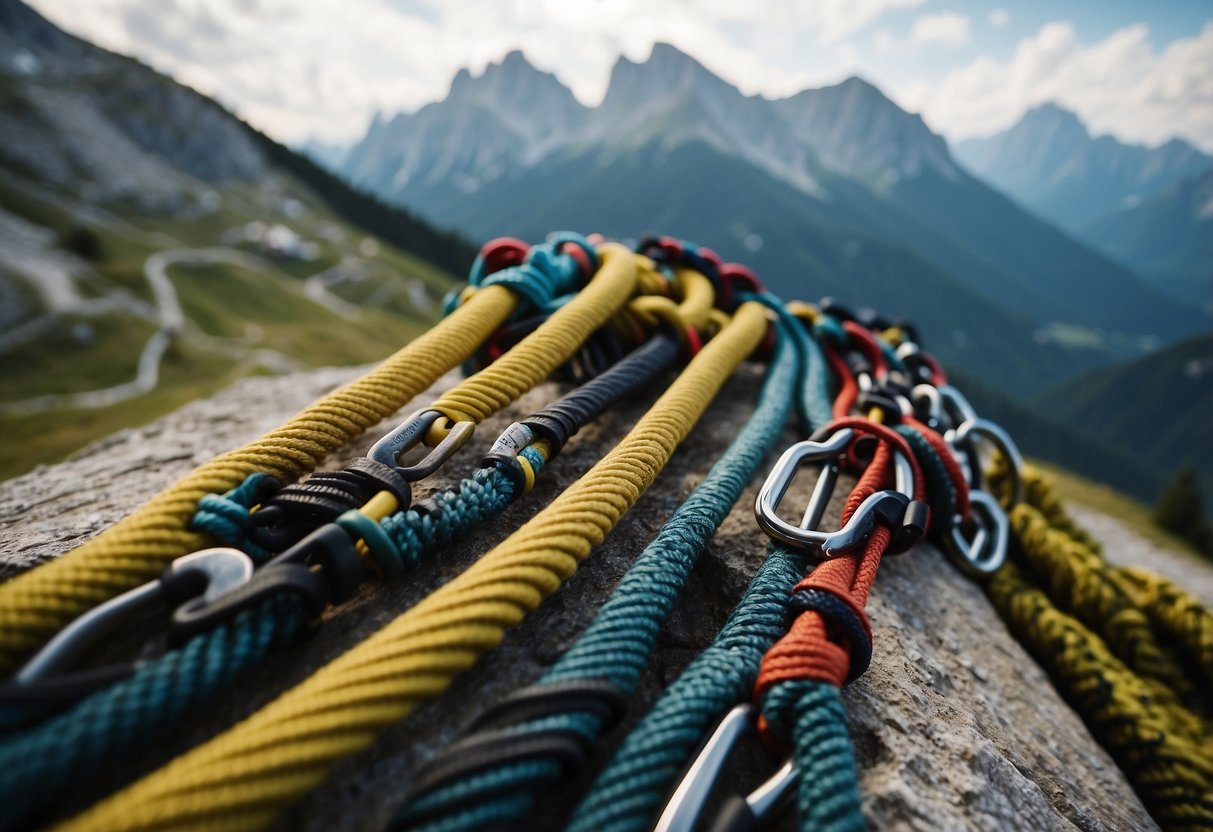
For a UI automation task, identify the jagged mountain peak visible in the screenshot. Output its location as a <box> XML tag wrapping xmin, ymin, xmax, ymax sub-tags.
<box><xmin>954</xmin><ymin>100</ymin><xmax>1213</xmax><ymax>230</ymax></box>
<box><xmin>446</xmin><ymin>48</ymin><xmax>578</xmax><ymax>107</ymax></box>
<box><xmin>600</xmin><ymin>41</ymin><xmax>736</xmax><ymax>110</ymax></box>
<box><xmin>775</xmin><ymin>74</ymin><xmax>954</xmax><ymax>181</ymax></box>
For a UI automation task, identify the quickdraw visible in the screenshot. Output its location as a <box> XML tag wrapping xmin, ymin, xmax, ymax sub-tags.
<box><xmin>0</xmin><ymin>231</ymin><xmax>1208</xmax><ymax>832</ymax></box>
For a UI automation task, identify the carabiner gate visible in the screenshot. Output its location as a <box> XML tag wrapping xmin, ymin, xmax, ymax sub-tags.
<box><xmin>369</xmin><ymin>408</ymin><xmax>476</xmax><ymax>481</ymax></box>
<box><xmin>754</xmin><ymin>427</ymin><xmax>925</xmax><ymax>558</ymax></box>
<box><xmin>655</xmin><ymin>703</ymin><xmax>797</xmax><ymax>832</ymax></box>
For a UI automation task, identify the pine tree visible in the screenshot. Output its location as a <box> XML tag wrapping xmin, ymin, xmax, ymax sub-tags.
<box><xmin>1154</xmin><ymin>467</ymin><xmax>1213</xmax><ymax>556</ymax></box>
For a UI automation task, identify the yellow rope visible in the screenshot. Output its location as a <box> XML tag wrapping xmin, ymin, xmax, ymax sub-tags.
<box><xmin>985</xmin><ymin>462</ymin><xmax>1213</xmax><ymax>829</ymax></box>
<box><xmin>428</xmin><ymin>244</ymin><xmax>654</xmax><ymax>426</ymax></box>
<box><xmin>1117</xmin><ymin>566</ymin><xmax>1213</xmax><ymax>688</ymax></box>
<box><xmin>987</xmin><ymin>564</ymin><xmax>1213</xmax><ymax>829</ymax></box>
<box><xmin>58</xmin><ymin>301</ymin><xmax>769</xmax><ymax>832</ymax></box>
<box><xmin>0</xmin><ymin>285</ymin><xmax>519</xmax><ymax>676</ymax></box>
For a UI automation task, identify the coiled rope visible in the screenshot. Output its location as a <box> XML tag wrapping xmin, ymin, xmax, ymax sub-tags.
<box><xmin>986</xmin><ymin>463</ymin><xmax>1213</xmax><ymax>830</ymax></box>
<box><xmin>57</xmin><ymin>300</ymin><xmax>769</xmax><ymax>832</ymax></box>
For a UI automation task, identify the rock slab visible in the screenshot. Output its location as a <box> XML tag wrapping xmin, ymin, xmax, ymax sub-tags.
<box><xmin>0</xmin><ymin>363</ymin><xmax>1169</xmax><ymax>831</ymax></box>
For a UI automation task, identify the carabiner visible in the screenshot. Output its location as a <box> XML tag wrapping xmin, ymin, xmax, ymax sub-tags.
<box><xmin>754</xmin><ymin>427</ymin><xmax>926</xmax><ymax>557</ymax></box>
<box><xmin>945</xmin><ymin>490</ymin><xmax>1010</xmax><ymax>576</ymax></box>
<box><xmin>950</xmin><ymin>417</ymin><xmax>1025</xmax><ymax>508</ymax></box>
<box><xmin>14</xmin><ymin>547</ymin><xmax>254</xmax><ymax>684</ymax></box>
<box><xmin>655</xmin><ymin>704</ymin><xmax>796</xmax><ymax>832</ymax></box>
<box><xmin>368</xmin><ymin>408</ymin><xmax>476</xmax><ymax>481</ymax></box>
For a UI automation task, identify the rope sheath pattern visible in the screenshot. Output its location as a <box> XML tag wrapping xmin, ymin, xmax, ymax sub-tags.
<box><xmin>0</xmin><ymin>329</ymin><xmax>682</xmax><ymax>830</ymax></box>
<box><xmin>0</xmin><ymin>284</ymin><xmax>520</xmax><ymax>676</ymax></box>
<box><xmin>429</xmin><ymin>244</ymin><xmax>648</xmax><ymax>425</ymax></box>
<box><xmin>567</xmin><ymin>543</ymin><xmax>806</xmax><ymax>832</ymax></box>
<box><xmin>57</xmin><ymin>301</ymin><xmax>769</xmax><ymax>832</ymax></box>
<box><xmin>986</xmin><ymin>465</ymin><xmax>1213</xmax><ymax>830</ymax></box>
<box><xmin>394</xmin><ymin>315</ymin><xmax>806</xmax><ymax>830</ymax></box>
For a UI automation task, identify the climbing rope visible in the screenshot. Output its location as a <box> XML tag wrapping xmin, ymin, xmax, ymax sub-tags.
<box><xmin>391</xmin><ymin>297</ymin><xmax>823</xmax><ymax>831</ymax></box>
<box><xmin>5</xmin><ymin>225</ymin><xmax>1211</xmax><ymax>832</ymax></box>
<box><xmin>56</xmin><ymin>300</ymin><xmax>769</xmax><ymax>832</ymax></box>
<box><xmin>0</xmin><ymin>319</ymin><xmax>687</xmax><ymax>832</ymax></box>
<box><xmin>0</xmin><ymin>234</ymin><xmax>609</xmax><ymax>677</ymax></box>
<box><xmin>985</xmin><ymin>462</ymin><xmax>1213</xmax><ymax>830</ymax></box>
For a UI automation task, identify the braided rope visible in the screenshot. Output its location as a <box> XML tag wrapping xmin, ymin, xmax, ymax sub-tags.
<box><xmin>394</xmin><ymin>316</ymin><xmax>805</xmax><ymax>830</ymax></box>
<box><xmin>1116</xmin><ymin>567</ymin><xmax>1213</xmax><ymax>689</ymax></box>
<box><xmin>760</xmin><ymin>680</ymin><xmax>865</xmax><ymax>832</ymax></box>
<box><xmin>987</xmin><ymin>563</ymin><xmax>1213</xmax><ymax>829</ymax></box>
<box><xmin>567</xmin><ymin>543</ymin><xmax>805</xmax><ymax>832</ymax></box>
<box><xmin>0</xmin><ymin>284</ymin><xmax>519</xmax><ymax>675</ymax></box>
<box><xmin>0</xmin><ymin>595</ymin><xmax>309</xmax><ymax>832</ymax></box>
<box><xmin>57</xmin><ymin>301</ymin><xmax>769</xmax><ymax>832</ymax></box>
<box><xmin>429</xmin><ymin>244</ymin><xmax>649</xmax><ymax>425</ymax></box>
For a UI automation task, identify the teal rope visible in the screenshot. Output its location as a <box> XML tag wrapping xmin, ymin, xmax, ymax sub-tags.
<box><xmin>0</xmin><ymin>594</ymin><xmax>309</xmax><ymax>832</ymax></box>
<box><xmin>188</xmin><ymin>472</ymin><xmax>275</xmax><ymax>561</ymax></box>
<box><xmin>760</xmin><ymin>680</ymin><xmax>865</xmax><ymax>832</ymax></box>
<box><xmin>395</xmin><ymin>316</ymin><xmax>815</xmax><ymax>831</ymax></box>
<box><xmin>567</xmin><ymin>543</ymin><xmax>806</xmax><ymax>832</ymax></box>
<box><xmin>894</xmin><ymin>424</ymin><xmax>958</xmax><ymax>530</ymax></box>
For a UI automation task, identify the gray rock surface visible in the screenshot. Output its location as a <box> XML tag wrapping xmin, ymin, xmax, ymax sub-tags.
<box><xmin>0</xmin><ymin>362</ymin><xmax>1181</xmax><ymax>831</ymax></box>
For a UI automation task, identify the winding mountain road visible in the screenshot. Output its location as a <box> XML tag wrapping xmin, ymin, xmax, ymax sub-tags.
<box><xmin>1</xmin><ymin>246</ymin><xmax>301</xmax><ymax>415</ymax></box>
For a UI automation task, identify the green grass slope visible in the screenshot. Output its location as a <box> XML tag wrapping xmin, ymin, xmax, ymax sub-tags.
<box><xmin>1034</xmin><ymin>332</ymin><xmax>1213</xmax><ymax>506</ymax></box>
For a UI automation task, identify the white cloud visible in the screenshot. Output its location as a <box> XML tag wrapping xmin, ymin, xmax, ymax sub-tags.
<box><xmin>988</xmin><ymin>9</ymin><xmax>1009</xmax><ymax>29</ymax></box>
<box><xmin>909</xmin><ymin>12</ymin><xmax>971</xmax><ymax>46</ymax></box>
<box><xmin>901</xmin><ymin>20</ymin><xmax>1213</xmax><ymax>151</ymax></box>
<box><xmin>24</xmin><ymin>0</ymin><xmax>922</xmax><ymax>143</ymax></box>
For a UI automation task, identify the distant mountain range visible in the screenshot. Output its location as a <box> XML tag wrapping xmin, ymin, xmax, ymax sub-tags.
<box><xmin>954</xmin><ymin>103</ymin><xmax>1213</xmax><ymax>231</ymax></box>
<box><xmin>341</xmin><ymin>45</ymin><xmax>1207</xmax><ymax>401</ymax></box>
<box><xmin>0</xmin><ymin>0</ymin><xmax>469</xmax><ymax>478</ymax></box>
<box><xmin>954</xmin><ymin>104</ymin><xmax>1213</xmax><ymax>309</ymax></box>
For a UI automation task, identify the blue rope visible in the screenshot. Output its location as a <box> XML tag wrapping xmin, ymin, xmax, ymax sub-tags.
<box><xmin>188</xmin><ymin>472</ymin><xmax>275</xmax><ymax>562</ymax></box>
<box><xmin>760</xmin><ymin>680</ymin><xmax>865</xmax><ymax>832</ymax></box>
<box><xmin>394</xmin><ymin>317</ymin><xmax>811</xmax><ymax>831</ymax></box>
<box><xmin>0</xmin><ymin>594</ymin><xmax>309</xmax><ymax>832</ymax></box>
<box><xmin>567</xmin><ymin>544</ymin><xmax>806</xmax><ymax>832</ymax></box>
<box><xmin>446</xmin><ymin>232</ymin><xmax>597</xmax><ymax>316</ymax></box>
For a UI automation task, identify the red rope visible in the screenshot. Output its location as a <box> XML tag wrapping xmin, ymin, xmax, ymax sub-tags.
<box><xmin>754</xmin><ymin>440</ymin><xmax>896</xmax><ymax>700</ymax></box>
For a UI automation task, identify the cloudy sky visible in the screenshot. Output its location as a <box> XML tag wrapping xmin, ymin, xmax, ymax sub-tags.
<box><xmin>26</xmin><ymin>0</ymin><xmax>1213</xmax><ymax>152</ymax></box>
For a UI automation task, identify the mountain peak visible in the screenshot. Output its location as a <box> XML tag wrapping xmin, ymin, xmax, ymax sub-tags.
<box><xmin>600</xmin><ymin>41</ymin><xmax>733</xmax><ymax>118</ymax></box>
<box><xmin>1018</xmin><ymin>102</ymin><xmax>1089</xmax><ymax>140</ymax></box>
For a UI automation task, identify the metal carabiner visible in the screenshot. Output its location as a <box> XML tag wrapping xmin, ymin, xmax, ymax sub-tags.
<box><xmin>368</xmin><ymin>408</ymin><xmax>476</xmax><ymax>481</ymax></box>
<box><xmin>754</xmin><ymin>427</ymin><xmax>925</xmax><ymax>558</ymax></box>
<box><xmin>655</xmin><ymin>704</ymin><xmax>796</xmax><ymax>832</ymax></box>
<box><xmin>937</xmin><ymin>384</ymin><xmax>978</xmax><ymax>429</ymax></box>
<box><xmin>14</xmin><ymin>547</ymin><xmax>254</xmax><ymax>684</ymax></box>
<box><xmin>910</xmin><ymin>383</ymin><xmax>944</xmax><ymax>431</ymax></box>
<box><xmin>950</xmin><ymin>417</ymin><xmax>1025</xmax><ymax>508</ymax></box>
<box><xmin>945</xmin><ymin>490</ymin><xmax>1010</xmax><ymax>576</ymax></box>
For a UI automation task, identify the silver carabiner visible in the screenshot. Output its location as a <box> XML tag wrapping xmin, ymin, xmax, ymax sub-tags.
<box><xmin>368</xmin><ymin>408</ymin><xmax>476</xmax><ymax>481</ymax></box>
<box><xmin>655</xmin><ymin>704</ymin><xmax>796</xmax><ymax>832</ymax></box>
<box><xmin>944</xmin><ymin>490</ymin><xmax>1010</xmax><ymax>576</ymax></box>
<box><xmin>15</xmin><ymin>548</ymin><xmax>254</xmax><ymax>684</ymax></box>
<box><xmin>951</xmin><ymin>417</ymin><xmax>1025</xmax><ymax>508</ymax></box>
<box><xmin>754</xmin><ymin>427</ymin><xmax>924</xmax><ymax>558</ymax></box>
